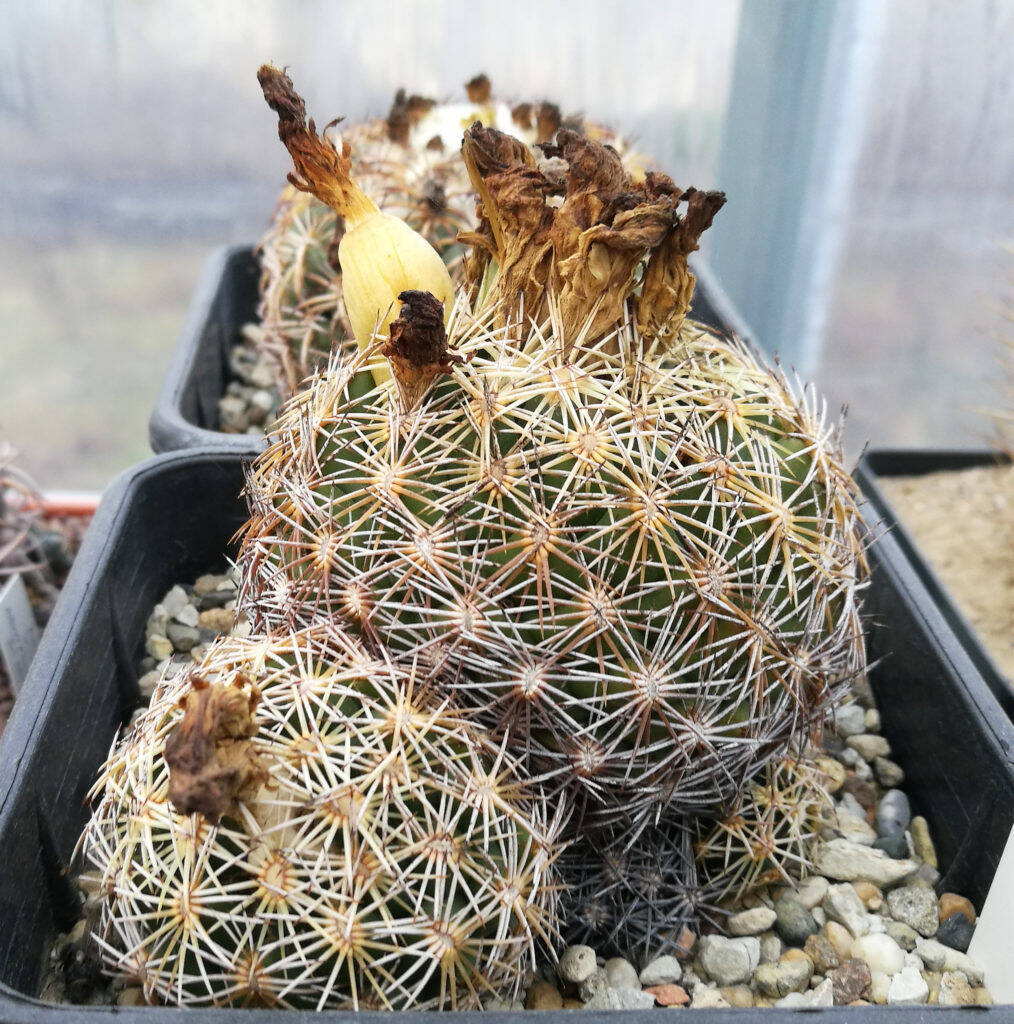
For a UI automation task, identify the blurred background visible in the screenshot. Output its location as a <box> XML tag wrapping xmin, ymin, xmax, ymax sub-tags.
<box><xmin>1</xmin><ymin>0</ymin><xmax>1012</xmax><ymax>489</ymax></box>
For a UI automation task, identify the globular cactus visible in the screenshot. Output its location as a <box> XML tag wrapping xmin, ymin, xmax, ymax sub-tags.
<box><xmin>561</xmin><ymin>817</ymin><xmax>720</xmax><ymax>968</ymax></box>
<box><xmin>80</xmin><ymin>626</ymin><xmax>563</xmax><ymax>1009</ymax></box>
<box><xmin>253</xmin><ymin>72</ymin><xmax>646</xmax><ymax>394</ymax></box>
<box><xmin>694</xmin><ymin>755</ymin><xmax>831</xmax><ymax>901</ymax></box>
<box><xmin>237</xmin><ymin>85</ymin><xmax>867</xmax><ymax>831</ymax></box>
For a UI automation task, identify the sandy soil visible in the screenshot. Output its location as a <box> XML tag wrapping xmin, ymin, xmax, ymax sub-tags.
<box><xmin>881</xmin><ymin>463</ymin><xmax>1014</xmax><ymax>683</ymax></box>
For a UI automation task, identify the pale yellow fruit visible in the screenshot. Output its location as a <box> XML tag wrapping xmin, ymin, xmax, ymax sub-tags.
<box><xmin>340</xmin><ymin>210</ymin><xmax>455</xmax><ymax>362</ymax></box>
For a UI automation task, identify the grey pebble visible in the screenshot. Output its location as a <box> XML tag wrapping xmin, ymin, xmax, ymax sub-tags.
<box><xmin>199</xmin><ymin>589</ymin><xmax>235</xmax><ymax>610</ymax></box>
<box><xmin>759</xmin><ymin>932</ymin><xmax>782</xmax><ymax>964</ymax></box>
<box><xmin>754</xmin><ymin>958</ymin><xmax>812</xmax><ymax>998</ymax></box>
<box><xmin>846</xmin><ymin>734</ymin><xmax>891</xmax><ymax>761</ymax></box>
<box><xmin>698</xmin><ymin>935</ymin><xmax>759</xmax><ymax>986</ymax></box>
<box><xmin>218</xmin><ymin>394</ymin><xmax>250</xmax><ymax>433</ymax></box>
<box><xmin>838</xmin><ymin>792</ymin><xmax>867</xmax><ymax>820</ymax></box>
<box><xmin>146</xmin><ymin>604</ymin><xmax>168</xmax><ymax>636</ymax></box>
<box><xmin>875</xmin><ymin>789</ymin><xmax>911</xmax><ymax>838</ymax></box>
<box><xmin>914</xmin><ymin>939</ymin><xmax>984</xmax><ymax>984</ymax></box>
<box><xmin>873</xmin><ymin>833</ymin><xmax>910</xmax><ymax>859</ymax></box>
<box><xmin>483</xmin><ymin>997</ymin><xmax>525</xmax><ymax>1011</ymax></box>
<box><xmin>166</xmin><ymin>623</ymin><xmax>200</xmax><ymax>653</ymax></box>
<box><xmin>603</xmin><ymin>957</ymin><xmax>639</xmax><ymax>991</ymax></box>
<box><xmin>558</xmin><ymin>945</ymin><xmax>597</xmax><ymax>985</ymax></box>
<box><xmin>834</xmin><ymin>703</ymin><xmax>866</xmax><ymax>738</ymax></box>
<box><xmin>887</xmin><ymin>887</ymin><xmax>939</xmax><ymax>937</ymax></box>
<box><xmin>638</xmin><ymin>955</ymin><xmax>681</xmax><ymax>986</ymax></box>
<box><xmin>884</xmin><ymin>920</ymin><xmax>919</xmax><ymax>952</ymax></box>
<box><xmin>578</xmin><ymin>968</ymin><xmax>608</xmax><ymax>1002</ymax></box>
<box><xmin>138</xmin><ymin>670</ymin><xmax>161</xmax><ymax>700</ymax></box>
<box><xmin>874</xmin><ymin>756</ymin><xmax>905</xmax><ymax>787</ymax></box>
<box><xmin>583</xmin><ymin>987</ymin><xmax>655</xmax><ymax>1010</ymax></box>
<box><xmin>774</xmin><ymin>896</ymin><xmax>819</xmax><ymax>946</ymax></box>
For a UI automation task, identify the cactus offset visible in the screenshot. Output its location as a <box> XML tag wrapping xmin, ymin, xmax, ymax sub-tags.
<box><xmin>80</xmin><ymin>627</ymin><xmax>562</xmax><ymax>1009</ymax></box>
<box><xmin>561</xmin><ymin>817</ymin><xmax>721</xmax><ymax>968</ymax></box>
<box><xmin>694</xmin><ymin>755</ymin><xmax>832</xmax><ymax>900</ymax></box>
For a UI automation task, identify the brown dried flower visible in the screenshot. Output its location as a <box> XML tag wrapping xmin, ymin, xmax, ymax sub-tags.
<box><xmin>459</xmin><ymin>123</ymin><xmax>725</xmax><ymax>356</ymax></box>
<box><xmin>163</xmin><ymin>673</ymin><xmax>265</xmax><ymax>822</ymax></box>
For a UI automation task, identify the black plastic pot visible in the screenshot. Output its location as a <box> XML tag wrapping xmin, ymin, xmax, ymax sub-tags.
<box><xmin>857</xmin><ymin>448</ymin><xmax>1012</xmax><ymax>720</ymax></box>
<box><xmin>0</xmin><ymin>448</ymin><xmax>1011</xmax><ymax>1020</ymax></box>
<box><xmin>148</xmin><ymin>246</ymin><xmax>758</xmax><ymax>456</ymax></box>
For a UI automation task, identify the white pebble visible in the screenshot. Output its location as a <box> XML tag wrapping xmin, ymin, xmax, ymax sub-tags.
<box><xmin>558</xmin><ymin>945</ymin><xmax>597</xmax><ymax>985</ymax></box>
<box><xmin>174</xmin><ymin>603</ymin><xmax>200</xmax><ymax>627</ymax></box>
<box><xmin>822</xmin><ymin>884</ymin><xmax>870</xmax><ymax>938</ymax></box>
<box><xmin>603</xmin><ymin>957</ymin><xmax>639</xmax><ymax>991</ymax></box>
<box><xmin>794</xmin><ymin>876</ymin><xmax>830</xmax><ymax>909</ymax></box>
<box><xmin>727</xmin><ymin>906</ymin><xmax>776</xmax><ymax>936</ymax></box>
<box><xmin>850</xmin><ymin>933</ymin><xmax>905</xmax><ymax>975</ymax></box>
<box><xmin>161</xmin><ymin>584</ymin><xmax>189</xmax><ymax>618</ymax></box>
<box><xmin>887</xmin><ymin>965</ymin><xmax>929</xmax><ymax>1005</ymax></box>
<box><xmin>870</xmin><ymin>970</ymin><xmax>891</xmax><ymax>1004</ymax></box>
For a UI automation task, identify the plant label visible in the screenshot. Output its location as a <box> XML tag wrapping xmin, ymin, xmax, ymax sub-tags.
<box><xmin>969</xmin><ymin>818</ymin><xmax>1014</xmax><ymax>1000</ymax></box>
<box><xmin>0</xmin><ymin>574</ymin><xmax>40</xmax><ymax>695</ymax></box>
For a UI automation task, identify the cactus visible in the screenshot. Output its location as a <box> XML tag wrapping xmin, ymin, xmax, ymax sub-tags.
<box><xmin>693</xmin><ymin>755</ymin><xmax>831</xmax><ymax>900</ymax></box>
<box><xmin>252</xmin><ymin>74</ymin><xmax>646</xmax><ymax>394</ymax></box>
<box><xmin>80</xmin><ymin>626</ymin><xmax>562</xmax><ymax>1009</ymax></box>
<box><xmin>560</xmin><ymin>816</ymin><xmax>720</xmax><ymax>968</ymax></box>
<box><xmin>237</xmin><ymin>96</ymin><xmax>867</xmax><ymax>830</ymax></box>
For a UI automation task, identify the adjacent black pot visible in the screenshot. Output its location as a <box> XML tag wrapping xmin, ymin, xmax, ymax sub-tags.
<box><xmin>856</xmin><ymin>448</ymin><xmax>1012</xmax><ymax>720</ymax></box>
<box><xmin>147</xmin><ymin>246</ymin><xmax>759</xmax><ymax>456</ymax></box>
<box><xmin>0</xmin><ymin>448</ymin><xmax>1011</xmax><ymax>1020</ymax></box>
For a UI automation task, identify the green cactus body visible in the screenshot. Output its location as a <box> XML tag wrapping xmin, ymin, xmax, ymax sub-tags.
<box><xmin>80</xmin><ymin>627</ymin><xmax>561</xmax><ymax>1009</ymax></box>
<box><xmin>238</xmin><ymin>309</ymin><xmax>866</xmax><ymax>827</ymax></box>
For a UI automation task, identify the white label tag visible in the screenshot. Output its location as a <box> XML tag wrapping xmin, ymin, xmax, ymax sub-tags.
<box><xmin>0</xmin><ymin>574</ymin><xmax>40</xmax><ymax>694</ymax></box>
<box><xmin>969</xmin><ymin>820</ymin><xmax>1014</xmax><ymax>1000</ymax></box>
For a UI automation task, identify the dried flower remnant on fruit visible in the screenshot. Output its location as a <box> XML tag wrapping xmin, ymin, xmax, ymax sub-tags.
<box><xmin>258</xmin><ymin>64</ymin><xmax>377</xmax><ymax>226</ymax></box>
<box><xmin>637</xmin><ymin>185</ymin><xmax>726</xmax><ymax>349</ymax></box>
<box><xmin>465</xmin><ymin>73</ymin><xmax>492</xmax><ymax>104</ymax></box>
<box><xmin>387</xmin><ymin>88</ymin><xmax>437</xmax><ymax>146</ymax></box>
<box><xmin>163</xmin><ymin>674</ymin><xmax>264</xmax><ymax>821</ymax></box>
<box><xmin>459</xmin><ymin>123</ymin><xmax>725</xmax><ymax>353</ymax></box>
<box><xmin>382</xmin><ymin>290</ymin><xmax>463</xmax><ymax>411</ymax></box>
